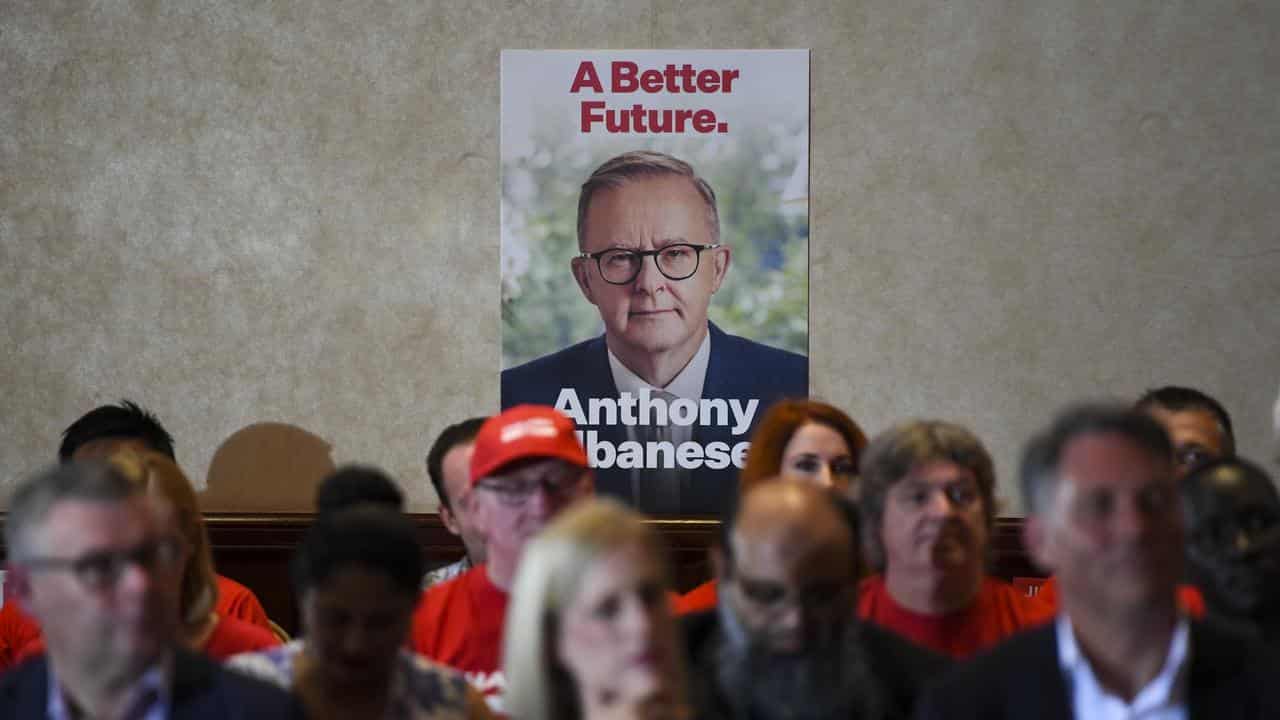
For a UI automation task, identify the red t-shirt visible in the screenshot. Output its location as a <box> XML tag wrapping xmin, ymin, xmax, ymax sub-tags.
<box><xmin>675</xmin><ymin>580</ymin><xmax>719</xmax><ymax>615</ymax></box>
<box><xmin>1034</xmin><ymin>575</ymin><xmax>1207</xmax><ymax>618</ymax></box>
<box><xmin>0</xmin><ymin>601</ymin><xmax>42</xmax><ymax>672</ymax></box>
<box><xmin>14</xmin><ymin>613</ymin><xmax>280</xmax><ymax>664</ymax></box>
<box><xmin>204</xmin><ymin>615</ymin><xmax>280</xmax><ymax>659</ymax></box>
<box><xmin>215</xmin><ymin>575</ymin><xmax>271</xmax><ymax>630</ymax></box>
<box><xmin>410</xmin><ymin>564</ymin><xmax>508</xmax><ymax>712</ymax></box>
<box><xmin>857</xmin><ymin>574</ymin><xmax>1055</xmax><ymax>658</ymax></box>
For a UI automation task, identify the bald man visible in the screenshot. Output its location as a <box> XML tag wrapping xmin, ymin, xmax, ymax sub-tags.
<box><xmin>682</xmin><ymin>482</ymin><xmax>945</xmax><ymax>720</ymax></box>
<box><xmin>1182</xmin><ymin>458</ymin><xmax>1280</xmax><ymax>646</ymax></box>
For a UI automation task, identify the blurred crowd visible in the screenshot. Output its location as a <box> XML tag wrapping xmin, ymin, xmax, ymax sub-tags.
<box><xmin>2</xmin><ymin>385</ymin><xmax>1279</xmax><ymax>719</ymax></box>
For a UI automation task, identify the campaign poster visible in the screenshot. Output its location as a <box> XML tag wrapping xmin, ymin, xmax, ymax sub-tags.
<box><xmin>501</xmin><ymin>50</ymin><xmax>809</xmax><ymax>516</ymax></box>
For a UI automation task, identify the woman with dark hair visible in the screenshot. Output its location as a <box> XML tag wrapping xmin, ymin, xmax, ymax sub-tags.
<box><xmin>676</xmin><ymin>398</ymin><xmax>869</xmax><ymax>614</ymax></box>
<box><xmin>229</xmin><ymin>506</ymin><xmax>491</xmax><ymax>719</ymax></box>
<box><xmin>738</xmin><ymin>399</ymin><xmax>869</xmax><ymax>497</ymax></box>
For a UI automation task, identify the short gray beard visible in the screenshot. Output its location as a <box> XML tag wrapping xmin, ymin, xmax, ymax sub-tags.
<box><xmin>714</xmin><ymin>600</ymin><xmax>887</xmax><ymax>720</ymax></box>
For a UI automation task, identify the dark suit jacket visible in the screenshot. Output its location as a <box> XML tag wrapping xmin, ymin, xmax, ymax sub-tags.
<box><xmin>502</xmin><ymin>322</ymin><xmax>808</xmax><ymax>515</ymax></box>
<box><xmin>915</xmin><ymin>619</ymin><xmax>1280</xmax><ymax>719</ymax></box>
<box><xmin>0</xmin><ymin>648</ymin><xmax>304</xmax><ymax>720</ymax></box>
<box><xmin>682</xmin><ymin>610</ymin><xmax>949</xmax><ymax>720</ymax></box>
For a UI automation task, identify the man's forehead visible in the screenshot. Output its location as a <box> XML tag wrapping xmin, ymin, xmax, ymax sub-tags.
<box><xmin>1150</xmin><ymin>407</ymin><xmax>1224</xmax><ymax>443</ymax></box>
<box><xmin>732</xmin><ymin>522</ymin><xmax>851</xmax><ymax>578</ymax></box>
<box><xmin>1059</xmin><ymin>431</ymin><xmax>1170</xmax><ymax>488</ymax></box>
<box><xmin>38</xmin><ymin>497</ymin><xmax>151</xmax><ymax>552</ymax></box>
<box><xmin>70</xmin><ymin>436</ymin><xmax>153</xmax><ymax>462</ymax></box>
<box><xmin>582</xmin><ymin>175</ymin><xmax>711</xmax><ymax>248</ymax></box>
<box><xmin>440</xmin><ymin>443</ymin><xmax>474</xmax><ymax>490</ymax></box>
<box><xmin>489</xmin><ymin>455</ymin><xmax>578</xmax><ymax>482</ymax></box>
<box><xmin>902</xmin><ymin>460</ymin><xmax>975</xmax><ymax>486</ymax></box>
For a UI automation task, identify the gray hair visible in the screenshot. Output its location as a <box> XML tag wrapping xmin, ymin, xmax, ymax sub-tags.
<box><xmin>576</xmin><ymin>150</ymin><xmax>720</xmax><ymax>249</ymax></box>
<box><xmin>1019</xmin><ymin>403</ymin><xmax>1173</xmax><ymax>515</ymax></box>
<box><xmin>6</xmin><ymin>461</ymin><xmax>139</xmax><ymax>562</ymax></box>
<box><xmin>857</xmin><ymin>420</ymin><xmax>997</xmax><ymax>570</ymax></box>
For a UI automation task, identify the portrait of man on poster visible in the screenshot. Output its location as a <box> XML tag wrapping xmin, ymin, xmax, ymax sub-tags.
<box><xmin>502</xmin><ymin>150</ymin><xmax>807</xmax><ymax>515</ymax></box>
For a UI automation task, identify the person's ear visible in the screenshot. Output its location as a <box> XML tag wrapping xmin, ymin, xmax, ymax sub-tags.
<box><xmin>571</xmin><ymin>256</ymin><xmax>598</xmax><ymax>305</ymax></box>
<box><xmin>461</xmin><ymin>491</ymin><xmax>489</xmax><ymax>538</ymax></box>
<box><xmin>439</xmin><ymin>503</ymin><xmax>462</xmax><ymax>537</ymax></box>
<box><xmin>709</xmin><ymin>244</ymin><xmax>731</xmax><ymax>293</ymax></box>
<box><xmin>5</xmin><ymin>565</ymin><xmax>35</xmax><ymax>613</ymax></box>
<box><xmin>710</xmin><ymin>544</ymin><xmax>729</xmax><ymax>582</ymax></box>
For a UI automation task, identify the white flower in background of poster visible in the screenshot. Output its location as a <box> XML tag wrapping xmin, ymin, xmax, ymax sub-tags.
<box><xmin>501</xmin><ymin>50</ymin><xmax>809</xmax><ymax>517</ymax></box>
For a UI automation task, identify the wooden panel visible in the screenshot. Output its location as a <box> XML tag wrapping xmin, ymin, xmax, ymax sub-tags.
<box><xmin>0</xmin><ymin>514</ymin><xmax>1042</xmax><ymax>635</ymax></box>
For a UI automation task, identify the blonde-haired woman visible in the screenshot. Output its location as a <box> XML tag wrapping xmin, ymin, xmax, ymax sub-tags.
<box><xmin>504</xmin><ymin>498</ymin><xmax>687</xmax><ymax>720</ymax></box>
<box><xmin>109</xmin><ymin>449</ymin><xmax>281</xmax><ymax>657</ymax></box>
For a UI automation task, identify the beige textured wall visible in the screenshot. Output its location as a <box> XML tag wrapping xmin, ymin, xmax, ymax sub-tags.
<box><xmin>2</xmin><ymin>1</ymin><xmax>1277</xmax><ymax>512</ymax></box>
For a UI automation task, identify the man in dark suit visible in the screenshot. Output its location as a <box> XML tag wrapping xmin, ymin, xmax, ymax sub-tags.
<box><xmin>917</xmin><ymin>404</ymin><xmax>1280</xmax><ymax>719</ymax></box>
<box><xmin>502</xmin><ymin>150</ymin><xmax>807</xmax><ymax>515</ymax></box>
<box><xmin>1</xmin><ymin>461</ymin><xmax>301</xmax><ymax>719</ymax></box>
<box><xmin>684</xmin><ymin>482</ymin><xmax>946</xmax><ymax>720</ymax></box>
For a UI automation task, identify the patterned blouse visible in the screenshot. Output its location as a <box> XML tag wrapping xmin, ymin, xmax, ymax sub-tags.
<box><xmin>228</xmin><ymin>640</ymin><xmax>488</xmax><ymax>720</ymax></box>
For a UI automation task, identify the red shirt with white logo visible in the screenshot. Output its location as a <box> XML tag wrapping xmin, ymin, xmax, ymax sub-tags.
<box><xmin>857</xmin><ymin>574</ymin><xmax>1055</xmax><ymax>658</ymax></box>
<box><xmin>410</xmin><ymin>564</ymin><xmax>509</xmax><ymax>714</ymax></box>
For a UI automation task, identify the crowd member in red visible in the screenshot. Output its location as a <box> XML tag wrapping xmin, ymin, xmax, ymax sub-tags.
<box><xmin>856</xmin><ymin>420</ymin><xmax>1052</xmax><ymax>658</ymax></box>
<box><xmin>675</xmin><ymin>399</ymin><xmax>868</xmax><ymax>615</ymax></box>
<box><xmin>55</xmin><ymin>399</ymin><xmax>272</xmax><ymax>630</ymax></box>
<box><xmin>0</xmin><ymin>601</ymin><xmax>42</xmax><ymax>672</ymax></box>
<box><xmin>411</xmin><ymin>405</ymin><xmax>594</xmax><ymax>715</ymax></box>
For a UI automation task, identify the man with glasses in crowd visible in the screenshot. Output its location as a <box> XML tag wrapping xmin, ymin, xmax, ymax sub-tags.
<box><xmin>0</xmin><ymin>461</ymin><xmax>299</xmax><ymax>718</ymax></box>
<box><xmin>411</xmin><ymin>405</ymin><xmax>593</xmax><ymax>714</ymax></box>
<box><xmin>502</xmin><ymin>150</ymin><xmax>807</xmax><ymax>515</ymax></box>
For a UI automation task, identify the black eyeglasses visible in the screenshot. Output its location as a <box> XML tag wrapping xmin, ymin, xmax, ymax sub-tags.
<box><xmin>21</xmin><ymin>537</ymin><xmax>185</xmax><ymax>591</ymax></box>
<box><xmin>579</xmin><ymin>243</ymin><xmax>721</xmax><ymax>285</ymax></box>
<box><xmin>474</xmin><ymin>473</ymin><xmax>584</xmax><ymax>507</ymax></box>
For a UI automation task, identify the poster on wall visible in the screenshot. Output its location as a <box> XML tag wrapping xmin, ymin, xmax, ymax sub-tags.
<box><xmin>500</xmin><ymin>50</ymin><xmax>809</xmax><ymax>516</ymax></box>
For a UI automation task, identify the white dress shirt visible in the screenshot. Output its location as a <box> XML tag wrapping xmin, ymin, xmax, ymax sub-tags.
<box><xmin>1056</xmin><ymin>613</ymin><xmax>1190</xmax><ymax>720</ymax></box>
<box><xmin>607</xmin><ymin>330</ymin><xmax>712</xmax><ymax>446</ymax></box>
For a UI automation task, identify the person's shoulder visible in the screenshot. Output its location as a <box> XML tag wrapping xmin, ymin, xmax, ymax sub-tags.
<box><xmin>915</xmin><ymin>623</ymin><xmax>1060</xmax><ymax>719</ymax></box>
<box><xmin>174</xmin><ymin>647</ymin><xmax>303</xmax><ymax>718</ymax></box>
<box><xmin>225</xmin><ymin>639</ymin><xmax>301</xmax><ymax>690</ymax></box>
<box><xmin>0</xmin><ymin>655</ymin><xmax>49</xmax><ymax>718</ymax></box>
<box><xmin>214</xmin><ymin>574</ymin><xmax>270</xmax><ymax>628</ymax></box>
<box><xmin>205</xmin><ymin>615</ymin><xmax>282</xmax><ymax>660</ymax></box>
<box><xmin>423</xmin><ymin>564</ymin><xmax>485</xmax><ymax>605</ymax></box>
<box><xmin>679</xmin><ymin>608</ymin><xmax>722</xmax><ymax>653</ymax></box>
<box><xmin>982</xmin><ymin>576</ymin><xmax>1056</xmax><ymax>628</ymax></box>
<box><xmin>711</xmin><ymin>325</ymin><xmax>807</xmax><ymax>367</ymax></box>
<box><xmin>706</xmin><ymin>325</ymin><xmax>807</xmax><ymax>396</ymax></box>
<box><xmin>398</xmin><ymin>650</ymin><xmax>475</xmax><ymax>712</ymax></box>
<box><xmin>1187</xmin><ymin>617</ymin><xmax>1280</xmax><ymax>712</ymax></box>
<box><xmin>673</xmin><ymin>580</ymin><xmax>718</xmax><ymax>616</ymax></box>
<box><xmin>860</xmin><ymin>621</ymin><xmax>951</xmax><ymax>674</ymax></box>
<box><xmin>501</xmin><ymin>337</ymin><xmax>605</xmax><ymax>392</ymax></box>
<box><xmin>411</xmin><ymin>565</ymin><xmax>488</xmax><ymax>655</ymax></box>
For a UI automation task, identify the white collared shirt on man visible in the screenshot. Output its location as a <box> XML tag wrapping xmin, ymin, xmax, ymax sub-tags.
<box><xmin>607</xmin><ymin>329</ymin><xmax>711</xmax><ymax>446</ymax></box>
<box><xmin>1056</xmin><ymin>613</ymin><xmax>1190</xmax><ymax>720</ymax></box>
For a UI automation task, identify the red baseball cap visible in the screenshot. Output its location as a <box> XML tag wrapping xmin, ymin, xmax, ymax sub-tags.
<box><xmin>469</xmin><ymin>405</ymin><xmax>589</xmax><ymax>485</ymax></box>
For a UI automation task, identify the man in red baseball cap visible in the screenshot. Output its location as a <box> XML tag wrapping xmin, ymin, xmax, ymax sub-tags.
<box><xmin>410</xmin><ymin>405</ymin><xmax>593</xmax><ymax>714</ymax></box>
